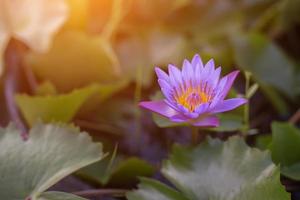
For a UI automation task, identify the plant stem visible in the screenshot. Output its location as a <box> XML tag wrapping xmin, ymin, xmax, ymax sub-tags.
<box><xmin>243</xmin><ymin>72</ymin><xmax>251</xmax><ymax>137</ymax></box>
<box><xmin>191</xmin><ymin>126</ymin><xmax>199</xmax><ymax>145</ymax></box>
<box><xmin>4</xmin><ymin>41</ymin><xmax>28</xmax><ymax>140</ymax></box>
<box><xmin>134</xmin><ymin>66</ymin><xmax>143</xmax><ymax>146</ymax></box>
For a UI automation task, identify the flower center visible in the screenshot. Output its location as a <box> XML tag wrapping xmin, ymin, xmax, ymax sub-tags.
<box><xmin>175</xmin><ymin>87</ymin><xmax>211</xmax><ymax>112</ymax></box>
<box><xmin>187</xmin><ymin>92</ymin><xmax>201</xmax><ymax>107</ymax></box>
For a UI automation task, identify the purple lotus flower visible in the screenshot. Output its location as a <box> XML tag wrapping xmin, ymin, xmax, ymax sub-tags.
<box><xmin>139</xmin><ymin>54</ymin><xmax>247</xmax><ymax>127</ymax></box>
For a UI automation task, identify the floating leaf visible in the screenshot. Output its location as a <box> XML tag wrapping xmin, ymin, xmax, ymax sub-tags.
<box><xmin>0</xmin><ymin>0</ymin><xmax>68</xmax><ymax>74</ymax></box>
<box><xmin>127</xmin><ymin>177</ymin><xmax>189</xmax><ymax>200</ymax></box>
<box><xmin>127</xmin><ymin>136</ymin><xmax>290</xmax><ymax>200</ymax></box>
<box><xmin>15</xmin><ymin>84</ymin><xmax>100</xmax><ymax>126</ymax></box>
<box><xmin>77</xmin><ymin>157</ymin><xmax>154</xmax><ymax>187</ymax></box>
<box><xmin>0</xmin><ymin>123</ymin><xmax>104</xmax><ymax>200</ymax></box>
<box><xmin>26</xmin><ymin>31</ymin><xmax>120</xmax><ymax>92</ymax></box>
<box><xmin>271</xmin><ymin>122</ymin><xmax>300</xmax><ymax>180</ymax></box>
<box><xmin>16</xmin><ymin>80</ymin><xmax>128</xmax><ymax>127</ymax></box>
<box><xmin>255</xmin><ymin>134</ymin><xmax>272</xmax><ymax>151</ymax></box>
<box><xmin>109</xmin><ymin>157</ymin><xmax>155</xmax><ymax>187</ymax></box>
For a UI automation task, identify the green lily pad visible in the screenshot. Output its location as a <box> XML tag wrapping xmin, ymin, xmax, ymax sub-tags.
<box><xmin>15</xmin><ymin>84</ymin><xmax>100</xmax><ymax>126</ymax></box>
<box><xmin>271</xmin><ymin>122</ymin><xmax>300</xmax><ymax>180</ymax></box>
<box><xmin>282</xmin><ymin>162</ymin><xmax>300</xmax><ymax>181</ymax></box>
<box><xmin>15</xmin><ymin>81</ymin><xmax>128</xmax><ymax>127</ymax></box>
<box><xmin>255</xmin><ymin>134</ymin><xmax>272</xmax><ymax>151</ymax></box>
<box><xmin>0</xmin><ymin>123</ymin><xmax>105</xmax><ymax>200</ymax></box>
<box><xmin>77</xmin><ymin>156</ymin><xmax>155</xmax><ymax>187</ymax></box>
<box><xmin>127</xmin><ymin>136</ymin><xmax>290</xmax><ymax>200</ymax></box>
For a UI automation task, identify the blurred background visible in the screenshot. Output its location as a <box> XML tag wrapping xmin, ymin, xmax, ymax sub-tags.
<box><xmin>1</xmin><ymin>0</ymin><xmax>300</xmax><ymax>199</ymax></box>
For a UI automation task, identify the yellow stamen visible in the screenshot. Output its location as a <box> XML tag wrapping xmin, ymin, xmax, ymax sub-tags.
<box><xmin>175</xmin><ymin>86</ymin><xmax>211</xmax><ymax>112</ymax></box>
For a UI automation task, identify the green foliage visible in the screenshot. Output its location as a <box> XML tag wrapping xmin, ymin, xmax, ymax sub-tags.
<box><xmin>0</xmin><ymin>123</ymin><xmax>105</xmax><ymax>200</ymax></box>
<box><xmin>233</xmin><ymin>33</ymin><xmax>296</xmax><ymax>97</ymax></box>
<box><xmin>15</xmin><ymin>81</ymin><xmax>127</xmax><ymax>126</ymax></box>
<box><xmin>15</xmin><ymin>84</ymin><xmax>99</xmax><ymax>126</ymax></box>
<box><xmin>210</xmin><ymin>113</ymin><xmax>244</xmax><ymax>132</ymax></box>
<box><xmin>77</xmin><ymin>156</ymin><xmax>155</xmax><ymax>187</ymax></box>
<box><xmin>2</xmin><ymin>0</ymin><xmax>300</xmax><ymax>197</ymax></box>
<box><xmin>280</xmin><ymin>0</ymin><xmax>300</xmax><ymax>29</ymax></box>
<box><xmin>127</xmin><ymin>136</ymin><xmax>290</xmax><ymax>200</ymax></box>
<box><xmin>271</xmin><ymin>122</ymin><xmax>300</xmax><ymax>180</ymax></box>
<box><xmin>255</xmin><ymin>134</ymin><xmax>272</xmax><ymax>151</ymax></box>
<box><xmin>232</xmin><ymin>33</ymin><xmax>297</xmax><ymax>113</ymax></box>
<box><xmin>25</xmin><ymin>31</ymin><xmax>120</xmax><ymax>92</ymax></box>
<box><xmin>127</xmin><ymin>177</ymin><xmax>189</xmax><ymax>200</ymax></box>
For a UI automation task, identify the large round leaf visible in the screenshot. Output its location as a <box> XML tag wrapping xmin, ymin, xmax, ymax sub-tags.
<box><xmin>271</xmin><ymin>122</ymin><xmax>300</xmax><ymax>180</ymax></box>
<box><xmin>15</xmin><ymin>84</ymin><xmax>100</xmax><ymax>126</ymax></box>
<box><xmin>15</xmin><ymin>81</ymin><xmax>128</xmax><ymax>127</ymax></box>
<box><xmin>0</xmin><ymin>123</ymin><xmax>104</xmax><ymax>200</ymax></box>
<box><xmin>127</xmin><ymin>136</ymin><xmax>290</xmax><ymax>200</ymax></box>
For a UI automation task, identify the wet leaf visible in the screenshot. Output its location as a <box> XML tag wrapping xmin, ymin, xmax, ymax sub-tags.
<box><xmin>0</xmin><ymin>123</ymin><xmax>104</xmax><ymax>200</ymax></box>
<box><xmin>127</xmin><ymin>136</ymin><xmax>290</xmax><ymax>200</ymax></box>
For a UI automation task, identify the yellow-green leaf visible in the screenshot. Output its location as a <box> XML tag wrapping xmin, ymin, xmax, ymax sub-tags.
<box><xmin>15</xmin><ymin>84</ymin><xmax>100</xmax><ymax>126</ymax></box>
<box><xmin>26</xmin><ymin>31</ymin><xmax>120</xmax><ymax>92</ymax></box>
